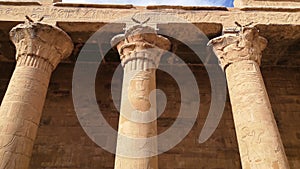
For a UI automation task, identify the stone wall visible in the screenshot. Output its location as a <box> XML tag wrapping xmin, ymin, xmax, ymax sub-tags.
<box><xmin>262</xmin><ymin>66</ymin><xmax>300</xmax><ymax>169</ymax></box>
<box><xmin>0</xmin><ymin>62</ymin><xmax>299</xmax><ymax>169</ymax></box>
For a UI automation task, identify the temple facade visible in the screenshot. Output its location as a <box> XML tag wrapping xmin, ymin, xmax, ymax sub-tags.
<box><xmin>0</xmin><ymin>0</ymin><xmax>299</xmax><ymax>168</ymax></box>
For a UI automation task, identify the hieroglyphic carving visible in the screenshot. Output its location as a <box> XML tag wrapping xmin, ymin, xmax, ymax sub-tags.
<box><xmin>210</xmin><ymin>29</ymin><xmax>290</xmax><ymax>169</ymax></box>
<box><xmin>0</xmin><ymin>6</ymin><xmax>99</xmax><ymax>21</ymax></box>
<box><xmin>0</xmin><ymin>5</ymin><xmax>299</xmax><ymax>28</ymax></box>
<box><xmin>229</xmin><ymin>62</ymin><xmax>289</xmax><ymax>169</ymax></box>
<box><xmin>112</xmin><ymin>25</ymin><xmax>170</xmax><ymax>169</ymax></box>
<box><xmin>0</xmin><ymin>21</ymin><xmax>73</xmax><ymax>169</ymax></box>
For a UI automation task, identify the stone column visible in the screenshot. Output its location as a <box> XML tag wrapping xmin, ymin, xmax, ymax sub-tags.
<box><xmin>209</xmin><ymin>27</ymin><xmax>290</xmax><ymax>169</ymax></box>
<box><xmin>0</xmin><ymin>21</ymin><xmax>73</xmax><ymax>169</ymax></box>
<box><xmin>111</xmin><ymin>25</ymin><xmax>170</xmax><ymax>169</ymax></box>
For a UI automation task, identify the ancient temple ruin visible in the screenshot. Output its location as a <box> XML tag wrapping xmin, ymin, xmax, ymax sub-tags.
<box><xmin>0</xmin><ymin>0</ymin><xmax>299</xmax><ymax>168</ymax></box>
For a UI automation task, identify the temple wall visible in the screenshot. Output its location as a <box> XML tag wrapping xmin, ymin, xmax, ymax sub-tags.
<box><xmin>0</xmin><ymin>0</ymin><xmax>299</xmax><ymax>167</ymax></box>
<box><xmin>0</xmin><ymin>62</ymin><xmax>299</xmax><ymax>169</ymax></box>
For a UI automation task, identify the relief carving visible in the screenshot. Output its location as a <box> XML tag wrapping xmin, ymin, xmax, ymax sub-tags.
<box><xmin>111</xmin><ymin>25</ymin><xmax>170</xmax><ymax>69</ymax></box>
<box><xmin>128</xmin><ymin>71</ymin><xmax>153</xmax><ymax>112</ymax></box>
<box><xmin>208</xmin><ymin>27</ymin><xmax>268</xmax><ymax>70</ymax></box>
<box><xmin>112</xmin><ymin>25</ymin><xmax>169</xmax><ymax>169</ymax></box>
<box><xmin>9</xmin><ymin>18</ymin><xmax>73</xmax><ymax>70</ymax></box>
<box><xmin>210</xmin><ymin>25</ymin><xmax>290</xmax><ymax>169</ymax></box>
<box><xmin>0</xmin><ymin>21</ymin><xmax>73</xmax><ymax>169</ymax></box>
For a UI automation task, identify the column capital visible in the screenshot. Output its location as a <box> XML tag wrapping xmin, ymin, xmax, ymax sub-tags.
<box><xmin>9</xmin><ymin>21</ymin><xmax>73</xmax><ymax>71</ymax></box>
<box><xmin>208</xmin><ymin>27</ymin><xmax>268</xmax><ymax>70</ymax></box>
<box><xmin>111</xmin><ymin>25</ymin><xmax>171</xmax><ymax>68</ymax></box>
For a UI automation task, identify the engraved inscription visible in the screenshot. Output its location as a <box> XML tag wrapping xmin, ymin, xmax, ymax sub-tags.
<box><xmin>0</xmin><ymin>22</ymin><xmax>73</xmax><ymax>169</ymax></box>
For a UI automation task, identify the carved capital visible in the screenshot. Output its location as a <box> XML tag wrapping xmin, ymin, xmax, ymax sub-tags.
<box><xmin>9</xmin><ymin>22</ymin><xmax>73</xmax><ymax>71</ymax></box>
<box><xmin>208</xmin><ymin>27</ymin><xmax>268</xmax><ymax>70</ymax></box>
<box><xmin>111</xmin><ymin>25</ymin><xmax>171</xmax><ymax>68</ymax></box>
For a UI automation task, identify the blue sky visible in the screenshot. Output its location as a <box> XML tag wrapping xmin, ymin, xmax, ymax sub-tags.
<box><xmin>63</xmin><ymin>0</ymin><xmax>234</xmax><ymax>7</ymax></box>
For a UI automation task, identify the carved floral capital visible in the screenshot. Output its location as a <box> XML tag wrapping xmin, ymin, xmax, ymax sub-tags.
<box><xmin>208</xmin><ymin>27</ymin><xmax>268</xmax><ymax>70</ymax></box>
<box><xmin>111</xmin><ymin>25</ymin><xmax>171</xmax><ymax>68</ymax></box>
<box><xmin>9</xmin><ymin>22</ymin><xmax>74</xmax><ymax>70</ymax></box>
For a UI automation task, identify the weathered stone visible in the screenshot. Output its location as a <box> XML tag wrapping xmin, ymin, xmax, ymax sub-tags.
<box><xmin>209</xmin><ymin>27</ymin><xmax>290</xmax><ymax>169</ymax></box>
<box><xmin>0</xmin><ymin>21</ymin><xmax>73</xmax><ymax>169</ymax></box>
<box><xmin>208</xmin><ymin>27</ymin><xmax>268</xmax><ymax>69</ymax></box>
<box><xmin>10</xmin><ymin>21</ymin><xmax>73</xmax><ymax>69</ymax></box>
<box><xmin>112</xmin><ymin>25</ymin><xmax>170</xmax><ymax>169</ymax></box>
<box><xmin>0</xmin><ymin>5</ymin><xmax>299</xmax><ymax>27</ymax></box>
<box><xmin>234</xmin><ymin>0</ymin><xmax>300</xmax><ymax>8</ymax></box>
<box><xmin>0</xmin><ymin>0</ymin><xmax>299</xmax><ymax>169</ymax></box>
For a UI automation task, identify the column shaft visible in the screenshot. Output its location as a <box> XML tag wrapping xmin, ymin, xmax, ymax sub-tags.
<box><xmin>0</xmin><ymin>56</ymin><xmax>51</xmax><ymax>168</ymax></box>
<box><xmin>209</xmin><ymin>27</ymin><xmax>290</xmax><ymax>169</ymax></box>
<box><xmin>115</xmin><ymin>59</ymin><xmax>158</xmax><ymax>169</ymax></box>
<box><xmin>226</xmin><ymin>60</ymin><xmax>289</xmax><ymax>169</ymax></box>
<box><xmin>0</xmin><ymin>21</ymin><xmax>73</xmax><ymax>169</ymax></box>
<box><xmin>111</xmin><ymin>25</ymin><xmax>170</xmax><ymax>169</ymax></box>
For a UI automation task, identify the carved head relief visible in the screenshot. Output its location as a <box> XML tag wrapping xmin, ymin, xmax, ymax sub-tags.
<box><xmin>128</xmin><ymin>71</ymin><xmax>152</xmax><ymax>112</ymax></box>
